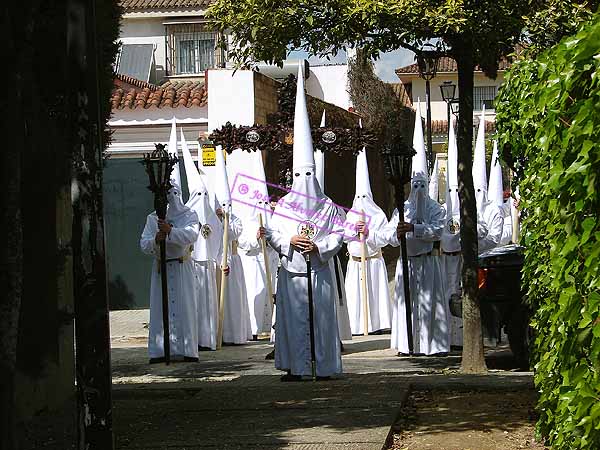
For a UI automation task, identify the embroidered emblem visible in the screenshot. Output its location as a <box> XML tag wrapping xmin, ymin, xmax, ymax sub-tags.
<box><xmin>200</xmin><ymin>223</ymin><xmax>212</xmax><ymax>238</ymax></box>
<box><xmin>297</xmin><ymin>220</ymin><xmax>317</xmax><ymax>239</ymax></box>
<box><xmin>447</xmin><ymin>218</ymin><xmax>460</xmax><ymax>234</ymax></box>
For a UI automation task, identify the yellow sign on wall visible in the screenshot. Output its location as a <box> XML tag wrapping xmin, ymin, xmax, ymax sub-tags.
<box><xmin>201</xmin><ymin>144</ymin><xmax>216</xmax><ymax>167</ymax></box>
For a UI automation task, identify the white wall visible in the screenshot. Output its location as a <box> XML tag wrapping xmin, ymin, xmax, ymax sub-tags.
<box><xmin>306</xmin><ymin>64</ymin><xmax>351</xmax><ymax>111</ymax></box>
<box><xmin>206</xmin><ymin>69</ymin><xmax>262</xmax><ymax>206</ymax></box>
<box><xmin>119</xmin><ymin>18</ymin><xmax>167</xmax><ymax>80</ymax></box>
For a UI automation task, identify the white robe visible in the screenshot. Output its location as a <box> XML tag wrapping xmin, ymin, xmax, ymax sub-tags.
<box><xmin>140</xmin><ymin>211</ymin><xmax>199</xmax><ymax>359</ymax></box>
<box><xmin>267</xmin><ymin>209</ymin><xmax>344</xmax><ymax>377</ymax></box>
<box><xmin>238</xmin><ymin>226</ymin><xmax>278</xmax><ymax>336</ymax></box>
<box><xmin>195</xmin><ymin>260</ymin><xmax>219</xmax><ymax>350</ymax></box>
<box><xmin>499</xmin><ymin>202</ymin><xmax>513</xmax><ymax>246</ymax></box>
<box><xmin>379</xmin><ymin>202</ymin><xmax>449</xmax><ymax>355</ymax></box>
<box><xmin>440</xmin><ymin>254</ymin><xmax>463</xmax><ymax>346</ymax></box>
<box><xmin>330</xmin><ymin>256</ymin><xmax>353</xmax><ymax>341</ymax></box>
<box><xmin>478</xmin><ymin>201</ymin><xmax>504</xmax><ymax>254</ymax></box>
<box><xmin>219</xmin><ymin>213</ymin><xmax>252</xmax><ymax>344</ymax></box>
<box><xmin>344</xmin><ymin>229</ymin><xmax>392</xmax><ymax>335</ymax></box>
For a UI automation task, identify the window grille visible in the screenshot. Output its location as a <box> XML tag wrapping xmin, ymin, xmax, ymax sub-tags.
<box><xmin>166</xmin><ymin>23</ymin><xmax>222</xmax><ymax>75</ymax></box>
<box><xmin>473</xmin><ymin>86</ymin><xmax>497</xmax><ymax>111</ymax></box>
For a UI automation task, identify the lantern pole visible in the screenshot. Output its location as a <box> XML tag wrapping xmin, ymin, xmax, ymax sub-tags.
<box><xmin>383</xmin><ymin>144</ymin><xmax>416</xmax><ymax>355</ymax></box>
<box><xmin>141</xmin><ymin>143</ymin><xmax>178</xmax><ymax>364</ymax></box>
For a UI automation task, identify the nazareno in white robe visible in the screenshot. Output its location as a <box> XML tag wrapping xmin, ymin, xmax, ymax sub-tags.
<box><xmin>378</xmin><ymin>178</ymin><xmax>449</xmax><ymax>355</ymax></box>
<box><xmin>238</xmin><ymin>207</ymin><xmax>278</xmax><ymax>336</ymax></box>
<box><xmin>344</xmin><ymin>204</ymin><xmax>392</xmax><ymax>335</ymax></box>
<box><xmin>219</xmin><ymin>212</ymin><xmax>252</xmax><ymax>344</ymax></box>
<box><xmin>140</xmin><ymin>197</ymin><xmax>199</xmax><ymax>359</ymax></box>
<box><xmin>267</xmin><ymin>192</ymin><xmax>344</xmax><ymax>377</ymax></box>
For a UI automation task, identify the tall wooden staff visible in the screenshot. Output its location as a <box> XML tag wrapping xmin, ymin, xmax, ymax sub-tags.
<box><xmin>259</xmin><ymin>214</ymin><xmax>274</xmax><ymax>314</ymax></box>
<box><xmin>511</xmin><ymin>185</ymin><xmax>521</xmax><ymax>244</ymax></box>
<box><xmin>141</xmin><ymin>144</ymin><xmax>178</xmax><ymax>364</ymax></box>
<box><xmin>382</xmin><ymin>145</ymin><xmax>416</xmax><ymax>355</ymax></box>
<box><xmin>359</xmin><ymin>210</ymin><xmax>370</xmax><ymax>336</ymax></box>
<box><xmin>217</xmin><ymin>209</ymin><xmax>230</xmax><ymax>350</ymax></box>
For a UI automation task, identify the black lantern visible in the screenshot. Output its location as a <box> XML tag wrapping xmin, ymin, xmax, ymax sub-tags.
<box><xmin>382</xmin><ymin>144</ymin><xmax>416</xmax><ymax>189</ymax></box>
<box><xmin>416</xmin><ymin>44</ymin><xmax>442</xmax><ymax>81</ymax></box>
<box><xmin>440</xmin><ymin>80</ymin><xmax>456</xmax><ymax>103</ymax></box>
<box><xmin>140</xmin><ymin>143</ymin><xmax>178</xmax><ymax>365</ymax></box>
<box><xmin>141</xmin><ymin>143</ymin><xmax>178</xmax><ymax>219</ymax></box>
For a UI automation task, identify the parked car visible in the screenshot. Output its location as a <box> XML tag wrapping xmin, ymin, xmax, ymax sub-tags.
<box><xmin>450</xmin><ymin>244</ymin><xmax>531</xmax><ymax>367</ymax></box>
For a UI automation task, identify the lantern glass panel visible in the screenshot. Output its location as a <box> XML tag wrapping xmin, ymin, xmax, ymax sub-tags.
<box><xmin>440</xmin><ymin>82</ymin><xmax>456</xmax><ymax>102</ymax></box>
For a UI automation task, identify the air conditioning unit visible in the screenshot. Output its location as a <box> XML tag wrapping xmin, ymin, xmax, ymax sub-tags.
<box><xmin>255</xmin><ymin>59</ymin><xmax>310</xmax><ymax>81</ymax></box>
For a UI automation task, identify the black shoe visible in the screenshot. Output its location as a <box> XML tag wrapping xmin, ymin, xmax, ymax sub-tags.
<box><xmin>450</xmin><ymin>345</ymin><xmax>463</xmax><ymax>351</ymax></box>
<box><xmin>280</xmin><ymin>373</ymin><xmax>303</xmax><ymax>382</ymax></box>
<box><xmin>198</xmin><ymin>345</ymin><xmax>213</xmax><ymax>352</ymax></box>
<box><xmin>149</xmin><ymin>357</ymin><xmax>166</xmax><ymax>364</ymax></box>
<box><xmin>183</xmin><ymin>356</ymin><xmax>199</xmax><ymax>362</ymax></box>
<box><xmin>265</xmin><ymin>349</ymin><xmax>275</xmax><ymax>360</ymax></box>
<box><xmin>316</xmin><ymin>376</ymin><xmax>331</xmax><ymax>381</ymax></box>
<box><xmin>252</xmin><ymin>334</ymin><xmax>258</xmax><ymax>341</ymax></box>
<box><xmin>340</xmin><ymin>342</ymin><xmax>345</xmax><ymax>352</ymax></box>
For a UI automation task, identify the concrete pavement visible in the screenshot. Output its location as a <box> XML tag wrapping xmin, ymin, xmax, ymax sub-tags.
<box><xmin>110</xmin><ymin>310</ymin><xmax>533</xmax><ymax>450</ymax></box>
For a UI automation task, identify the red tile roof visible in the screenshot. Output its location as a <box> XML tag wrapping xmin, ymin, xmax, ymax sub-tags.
<box><xmin>396</xmin><ymin>56</ymin><xmax>512</xmax><ymax>76</ymax></box>
<box><xmin>120</xmin><ymin>0</ymin><xmax>213</xmax><ymax>12</ymax></box>
<box><xmin>111</xmin><ymin>74</ymin><xmax>207</xmax><ymax>110</ymax></box>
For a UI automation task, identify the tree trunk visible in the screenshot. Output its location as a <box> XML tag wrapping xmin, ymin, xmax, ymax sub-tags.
<box><xmin>0</xmin><ymin>7</ymin><xmax>24</xmax><ymax>449</ymax></box>
<box><xmin>455</xmin><ymin>41</ymin><xmax>487</xmax><ymax>373</ymax></box>
<box><xmin>68</xmin><ymin>0</ymin><xmax>114</xmax><ymax>448</ymax></box>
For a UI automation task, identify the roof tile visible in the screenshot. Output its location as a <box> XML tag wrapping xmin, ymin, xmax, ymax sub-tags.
<box><xmin>111</xmin><ymin>74</ymin><xmax>207</xmax><ymax>110</ymax></box>
<box><xmin>119</xmin><ymin>0</ymin><xmax>213</xmax><ymax>12</ymax></box>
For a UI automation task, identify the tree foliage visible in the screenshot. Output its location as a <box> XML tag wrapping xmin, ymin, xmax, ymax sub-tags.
<box><xmin>496</xmin><ymin>14</ymin><xmax>600</xmax><ymax>449</ymax></box>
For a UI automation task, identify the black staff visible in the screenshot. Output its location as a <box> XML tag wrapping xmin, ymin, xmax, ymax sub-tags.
<box><xmin>299</xmin><ymin>221</ymin><xmax>317</xmax><ymax>380</ymax></box>
<box><xmin>141</xmin><ymin>143</ymin><xmax>179</xmax><ymax>365</ymax></box>
<box><xmin>382</xmin><ymin>144</ymin><xmax>416</xmax><ymax>355</ymax></box>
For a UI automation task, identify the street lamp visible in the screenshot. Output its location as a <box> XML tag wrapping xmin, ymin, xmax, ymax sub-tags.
<box><xmin>450</xmin><ymin>99</ymin><xmax>460</xmax><ymax>117</ymax></box>
<box><xmin>140</xmin><ymin>143</ymin><xmax>179</xmax><ymax>365</ymax></box>
<box><xmin>416</xmin><ymin>43</ymin><xmax>443</xmax><ymax>175</ymax></box>
<box><xmin>440</xmin><ymin>80</ymin><xmax>457</xmax><ymax>147</ymax></box>
<box><xmin>382</xmin><ymin>142</ymin><xmax>416</xmax><ymax>355</ymax></box>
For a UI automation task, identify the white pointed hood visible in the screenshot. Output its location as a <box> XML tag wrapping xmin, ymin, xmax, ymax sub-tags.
<box><xmin>314</xmin><ymin>110</ymin><xmax>326</xmax><ymax>189</ymax></box>
<box><xmin>292</xmin><ymin>63</ymin><xmax>316</xmax><ymax>171</ymax></box>
<box><xmin>165</xmin><ymin>178</ymin><xmax>189</xmax><ymax>221</ymax></box>
<box><xmin>429</xmin><ymin>158</ymin><xmax>439</xmax><ymax>202</ymax></box>
<box><xmin>488</xmin><ymin>140</ymin><xmax>504</xmax><ymax>207</ymax></box>
<box><xmin>215</xmin><ymin>145</ymin><xmax>232</xmax><ymax>211</ymax></box>
<box><xmin>270</xmin><ymin>62</ymin><xmax>338</xmax><ymax>264</ymax></box>
<box><xmin>412</xmin><ymin>100</ymin><xmax>428</xmax><ymax>180</ymax></box>
<box><xmin>167</xmin><ymin>117</ymin><xmax>182</xmax><ymax>189</ymax></box>
<box><xmin>347</xmin><ymin>148</ymin><xmax>388</xmax><ymax>254</ymax></box>
<box><xmin>441</xmin><ymin>117</ymin><xmax>461</xmax><ymax>252</ymax></box>
<box><xmin>181</xmin><ymin>129</ymin><xmax>222</xmax><ymax>261</ymax></box>
<box><xmin>473</xmin><ymin>107</ymin><xmax>488</xmax><ymax>213</ymax></box>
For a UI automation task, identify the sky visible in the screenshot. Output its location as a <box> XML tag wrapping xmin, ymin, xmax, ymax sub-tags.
<box><xmin>287</xmin><ymin>48</ymin><xmax>416</xmax><ymax>83</ymax></box>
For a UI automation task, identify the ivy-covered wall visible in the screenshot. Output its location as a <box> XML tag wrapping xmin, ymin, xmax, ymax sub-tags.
<box><xmin>496</xmin><ymin>15</ymin><xmax>600</xmax><ymax>450</ymax></box>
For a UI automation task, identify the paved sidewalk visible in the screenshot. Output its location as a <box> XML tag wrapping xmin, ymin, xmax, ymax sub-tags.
<box><xmin>110</xmin><ymin>310</ymin><xmax>533</xmax><ymax>450</ymax></box>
